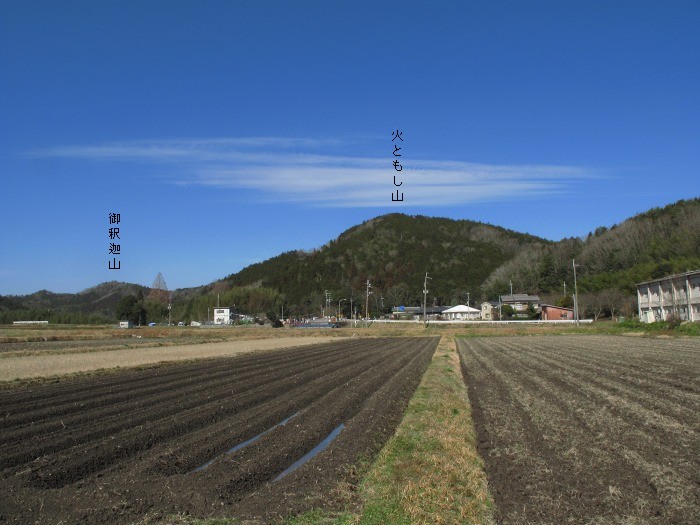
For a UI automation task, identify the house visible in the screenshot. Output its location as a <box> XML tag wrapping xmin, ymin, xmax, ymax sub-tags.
<box><xmin>481</xmin><ymin>302</ymin><xmax>497</xmax><ymax>320</ymax></box>
<box><xmin>637</xmin><ymin>270</ymin><xmax>700</xmax><ymax>323</ymax></box>
<box><xmin>391</xmin><ymin>306</ymin><xmax>447</xmax><ymax>320</ymax></box>
<box><xmin>541</xmin><ymin>304</ymin><xmax>574</xmax><ymax>320</ymax></box>
<box><xmin>442</xmin><ymin>304</ymin><xmax>481</xmax><ymax>320</ymax></box>
<box><xmin>499</xmin><ymin>294</ymin><xmax>541</xmax><ymax>313</ymax></box>
<box><xmin>213</xmin><ymin>307</ymin><xmax>231</xmax><ymax>325</ymax></box>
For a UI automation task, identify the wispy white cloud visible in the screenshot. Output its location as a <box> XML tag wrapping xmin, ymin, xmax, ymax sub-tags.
<box><xmin>29</xmin><ymin>137</ymin><xmax>591</xmax><ymax>207</ymax></box>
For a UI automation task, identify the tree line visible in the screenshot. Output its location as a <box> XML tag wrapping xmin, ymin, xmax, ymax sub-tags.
<box><xmin>0</xmin><ymin>309</ymin><xmax>111</xmax><ymax>325</ymax></box>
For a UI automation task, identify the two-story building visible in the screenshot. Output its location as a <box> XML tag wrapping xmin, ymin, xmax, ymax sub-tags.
<box><xmin>481</xmin><ymin>301</ymin><xmax>498</xmax><ymax>320</ymax></box>
<box><xmin>637</xmin><ymin>270</ymin><xmax>700</xmax><ymax>322</ymax></box>
<box><xmin>213</xmin><ymin>307</ymin><xmax>231</xmax><ymax>325</ymax></box>
<box><xmin>499</xmin><ymin>294</ymin><xmax>541</xmax><ymax>313</ymax></box>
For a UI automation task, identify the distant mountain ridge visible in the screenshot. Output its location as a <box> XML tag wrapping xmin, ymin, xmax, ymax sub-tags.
<box><xmin>223</xmin><ymin>213</ymin><xmax>548</xmax><ymax>308</ymax></box>
<box><xmin>0</xmin><ymin>282</ymin><xmax>149</xmax><ymax>317</ymax></box>
<box><xmin>1</xmin><ymin>197</ymin><xmax>699</xmax><ymax>322</ymax></box>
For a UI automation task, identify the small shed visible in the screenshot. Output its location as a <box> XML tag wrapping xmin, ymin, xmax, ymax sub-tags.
<box><xmin>541</xmin><ymin>304</ymin><xmax>574</xmax><ymax>320</ymax></box>
<box><xmin>119</xmin><ymin>321</ymin><xmax>133</xmax><ymax>329</ymax></box>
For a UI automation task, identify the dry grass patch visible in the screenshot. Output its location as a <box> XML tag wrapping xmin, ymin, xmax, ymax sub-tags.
<box><xmin>353</xmin><ymin>335</ymin><xmax>494</xmax><ymax>525</ymax></box>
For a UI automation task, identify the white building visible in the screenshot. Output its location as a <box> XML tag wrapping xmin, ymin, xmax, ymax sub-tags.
<box><xmin>442</xmin><ymin>304</ymin><xmax>481</xmax><ymax>320</ymax></box>
<box><xmin>213</xmin><ymin>307</ymin><xmax>231</xmax><ymax>325</ymax></box>
<box><xmin>637</xmin><ymin>270</ymin><xmax>700</xmax><ymax>323</ymax></box>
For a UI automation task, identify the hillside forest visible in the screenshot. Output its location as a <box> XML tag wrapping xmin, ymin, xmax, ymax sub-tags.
<box><xmin>1</xmin><ymin>198</ymin><xmax>698</xmax><ymax>324</ymax></box>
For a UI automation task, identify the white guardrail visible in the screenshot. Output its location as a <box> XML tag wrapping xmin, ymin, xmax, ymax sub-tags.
<box><xmin>364</xmin><ymin>319</ymin><xmax>594</xmax><ymax>325</ymax></box>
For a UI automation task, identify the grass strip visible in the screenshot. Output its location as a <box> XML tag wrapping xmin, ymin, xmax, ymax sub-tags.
<box><xmin>351</xmin><ymin>335</ymin><xmax>493</xmax><ymax>525</ymax></box>
<box><xmin>287</xmin><ymin>335</ymin><xmax>494</xmax><ymax>525</ymax></box>
<box><xmin>143</xmin><ymin>335</ymin><xmax>494</xmax><ymax>525</ymax></box>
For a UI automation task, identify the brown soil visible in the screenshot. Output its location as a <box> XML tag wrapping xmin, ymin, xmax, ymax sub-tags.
<box><xmin>457</xmin><ymin>335</ymin><xmax>700</xmax><ymax>525</ymax></box>
<box><xmin>0</xmin><ymin>336</ymin><xmax>339</xmax><ymax>382</ymax></box>
<box><xmin>0</xmin><ymin>337</ymin><xmax>223</xmax><ymax>355</ymax></box>
<box><xmin>0</xmin><ymin>336</ymin><xmax>437</xmax><ymax>524</ymax></box>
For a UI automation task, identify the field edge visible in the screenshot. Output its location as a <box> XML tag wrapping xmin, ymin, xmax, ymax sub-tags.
<box><xmin>278</xmin><ymin>335</ymin><xmax>494</xmax><ymax>525</ymax></box>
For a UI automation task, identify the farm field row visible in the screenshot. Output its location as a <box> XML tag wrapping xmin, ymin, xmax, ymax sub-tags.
<box><xmin>0</xmin><ymin>336</ymin><xmax>340</xmax><ymax>381</ymax></box>
<box><xmin>458</xmin><ymin>334</ymin><xmax>700</xmax><ymax>525</ymax></box>
<box><xmin>0</xmin><ymin>336</ymin><xmax>438</xmax><ymax>524</ymax></box>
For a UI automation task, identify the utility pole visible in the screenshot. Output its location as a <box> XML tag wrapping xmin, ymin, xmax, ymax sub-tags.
<box><xmin>564</xmin><ymin>281</ymin><xmax>567</xmax><ymax>297</ymax></box>
<box><xmin>349</xmin><ymin>296</ymin><xmax>354</xmax><ymax>326</ymax></box>
<box><xmin>423</xmin><ymin>272</ymin><xmax>431</xmax><ymax>327</ymax></box>
<box><xmin>572</xmin><ymin>259</ymin><xmax>580</xmax><ymax>326</ymax></box>
<box><xmin>509</xmin><ymin>280</ymin><xmax>513</xmax><ymax>297</ymax></box>
<box><xmin>324</xmin><ymin>290</ymin><xmax>332</xmax><ymax>318</ymax></box>
<box><xmin>168</xmin><ymin>294</ymin><xmax>172</xmax><ymax>326</ymax></box>
<box><xmin>338</xmin><ymin>299</ymin><xmax>345</xmax><ymax>319</ymax></box>
<box><xmin>466</xmin><ymin>292</ymin><xmax>470</xmax><ymax>308</ymax></box>
<box><xmin>365</xmin><ymin>280</ymin><xmax>372</xmax><ymax>327</ymax></box>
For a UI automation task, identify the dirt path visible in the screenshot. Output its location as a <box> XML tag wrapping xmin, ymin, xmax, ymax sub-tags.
<box><xmin>0</xmin><ymin>336</ymin><xmax>339</xmax><ymax>381</ymax></box>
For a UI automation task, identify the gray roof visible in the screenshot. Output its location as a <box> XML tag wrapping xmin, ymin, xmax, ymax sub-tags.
<box><xmin>499</xmin><ymin>294</ymin><xmax>540</xmax><ymax>302</ymax></box>
<box><xmin>636</xmin><ymin>269</ymin><xmax>700</xmax><ymax>286</ymax></box>
<box><xmin>392</xmin><ymin>306</ymin><xmax>447</xmax><ymax>314</ymax></box>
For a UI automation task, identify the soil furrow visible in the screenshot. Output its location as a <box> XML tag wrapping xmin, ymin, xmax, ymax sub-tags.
<box><xmin>0</xmin><ymin>339</ymin><xmax>375</xmax><ymax>456</ymax></box>
<box><xmin>142</xmin><ymin>342</ymin><xmax>407</xmax><ymax>475</ymax></box>
<box><xmin>211</xmin><ymin>338</ymin><xmax>434</xmax><ymax>502</ymax></box>
<box><xmin>9</xmin><ymin>340</ymin><xmax>396</xmax><ymax>482</ymax></box>
<box><xmin>0</xmin><ymin>338</ymin><xmax>361</xmax><ymax>424</ymax></box>
<box><xmin>457</xmin><ymin>336</ymin><xmax>700</xmax><ymax>525</ymax></box>
<box><xmin>0</xmin><ymin>336</ymin><xmax>438</xmax><ymax>525</ymax></box>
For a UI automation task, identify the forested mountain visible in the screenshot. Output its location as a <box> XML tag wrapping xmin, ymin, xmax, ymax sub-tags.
<box><xmin>0</xmin><ymin>281</ymin><xmax>149</xmax><ymax>324</ymax></box>
<box><xmin>482</xmin><ymin>198</ymin><xmax>700</xmax><ymax>298</ymax></box>
<box><xmin>211</xmin><ymin>199</ymin><xmax>700</xmax><ymax>319</ymax></box>
<box><xmin>2</xmin><ymin>198</ymin><xmax>699</xmax><ymax>323</ymax></box>
<box><xmin>220</xmin><ymin>214</ymin><xmax>547</xmax><ymax>315</ymax></box>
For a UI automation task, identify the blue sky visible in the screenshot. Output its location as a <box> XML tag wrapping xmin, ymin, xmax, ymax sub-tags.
<box><xmin>1</xmin><ymin>1</ymin><xmax>698</xmax><ymax>295</ymax></box>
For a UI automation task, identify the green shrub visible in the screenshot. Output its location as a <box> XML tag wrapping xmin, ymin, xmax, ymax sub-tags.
<box><xmin>675</xmin><ymin>322</ymin><xmax>700</xmax><ymax>336</ymax></box>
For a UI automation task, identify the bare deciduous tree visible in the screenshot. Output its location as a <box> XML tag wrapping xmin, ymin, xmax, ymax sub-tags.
<box><xmin>148</xmin><ymin>272</ymin><xmax>169</xmax><ymax>305</ymax></box>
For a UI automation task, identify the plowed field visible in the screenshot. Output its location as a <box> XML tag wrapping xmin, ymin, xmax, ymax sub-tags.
<box><xmin>458</xmin><ymin>335</ymin><xmax>700</xmax><ymax>525</ymax></box>
<box><xmin>0</xmin><ymin>336</ymin><xmax>438</xmax><ymax>524</ymax></box>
